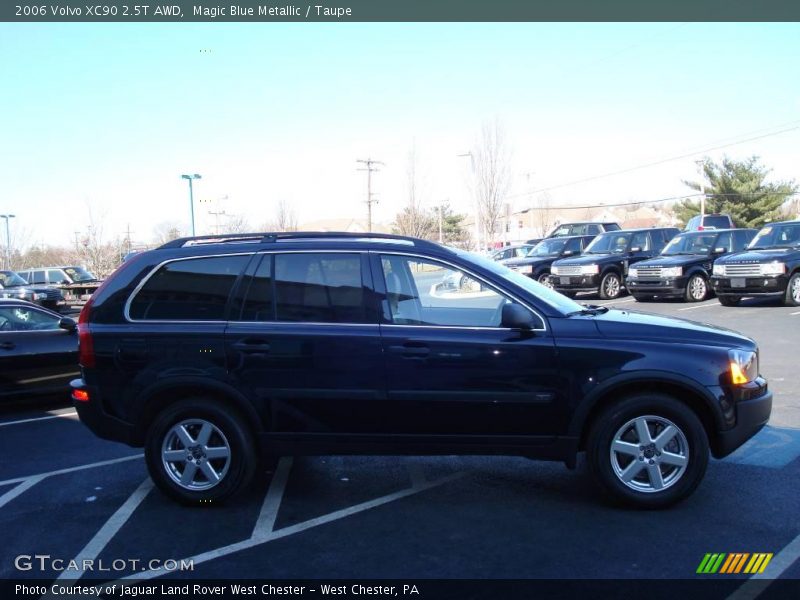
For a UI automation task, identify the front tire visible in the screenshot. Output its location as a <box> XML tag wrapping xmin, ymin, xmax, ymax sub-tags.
<box><xmin>586</xmin><ymin>393</ymin><xmax>709</xmax><ymax>509</ymax></box>
<box><xmin>785</xmin><ymin>272</ymin><xmax>800</xmax><ymax>307</ymax></box>
<box><xmin>599</xmin><ymin>272</ymin><xmax>623</xmax><ymax>300</ymax></box>
<box><xmin>536</xmin><ymin>272</ymin><xmax>553</xmax><ymax>289</ymax></box>
<box><xmin>145</xmin><ymin>397</ymin><xmax>257</xmax><ymax>506</ymax></box>
<box><xmin>685</xmin><ymin>274</ymin><xmax>709</xmax><ymax>302</ymax></box>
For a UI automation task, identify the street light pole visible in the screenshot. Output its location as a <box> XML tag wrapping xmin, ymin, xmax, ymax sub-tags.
<box><xmin>458</xmin><ymin>152</ymin><xmax>481</xmax><ymax>251</ymax></box>
<box><xmin>0</xmin><ymin>214</ymin><xmax>15</xmax><ymax>270</ymax></box>
<box><xmin>181</xmin><ymin>174</ymin><xmax>202</xmax><ymax>236</ymax></box>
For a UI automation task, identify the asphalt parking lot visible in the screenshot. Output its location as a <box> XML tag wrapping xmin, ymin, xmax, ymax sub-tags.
<box><xmin>1</xmin><ymin>295</ymin><xmax>798</xmax><ymax>595</ymax></box>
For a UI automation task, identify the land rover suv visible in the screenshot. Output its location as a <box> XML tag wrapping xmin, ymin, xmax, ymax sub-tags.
<box><xmin>71</xmin><ymin>232</ymin><xmax>771</xmax><ymax>508</ymax></box>
<box><xmin>551</xmin><ymin>227</ymin><xmax>680</xmax><ymax>299</ymax></box>
<box><xmin>711</xmin><ymin>220</ymin><xmax>800</xmax><ymax>306</ymax></box>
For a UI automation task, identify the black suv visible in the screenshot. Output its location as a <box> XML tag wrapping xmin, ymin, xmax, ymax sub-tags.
<box><xmin>711</xmin><ymin>220</ymin><xmax>800</xmax><ymax>306</ymax></box>
<box><xmin>626</xmin><ymin>229</ymin><xmax>756</xmax><ymax>302</ymax></box>
<box><xmin>0</xmin><ymin>270</ymin><xmax>66</xmax><ymax>312</ymax></box>
<box><xmin>526</xmin><ymin>221</ymin><xmax>620</xmax><ymax>244</ymax></box>
<box><xmin>502</xmin><ymin>235</ymin><xmax>596</xmax><ymax>287</ymax></box>
<box><xmin>71</xmin><ymin>232</ymin><xmax>771</xmax><ymax>509</ymax></box>
<box><xmin>551</xmin><ymin>228</ymin><xmax>680</xmax><ymax>299</ymax></box>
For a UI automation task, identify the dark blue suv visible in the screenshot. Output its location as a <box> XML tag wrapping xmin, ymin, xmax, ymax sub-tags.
<box><xmin>71</xmin><ymin>232</ymin><xmax>772</xmax><ymax>508</ymax></box>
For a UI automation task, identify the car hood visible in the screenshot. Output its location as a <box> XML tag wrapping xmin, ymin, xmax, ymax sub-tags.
<box><xmin>502</xmin><ymin>256</ymin><xmax>557</xmax><ymax>267</ymax></box>
<box><xmin>589</xmin><ymin>308</ymin><xmax>754</xmax><ymax>348</ymax></box>
<box><xmin>633</xmin><ymin>254</ymin><xmax>708</xmax><ymax>268</ymax></box>
<box><xmin>717</xmin><ymin>248</ymin><xmax>798</xmax><ymax>263</ymax></box>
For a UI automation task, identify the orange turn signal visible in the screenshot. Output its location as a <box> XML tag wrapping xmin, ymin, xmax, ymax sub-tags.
<box><xmin>730</xmin><ymin>362</ymin><xmax>749</xmax><ymax>385</ymax></box>
<box><xmin>72</xmin><ymin>389</ymin><xmax>90</xmax><ymax>402</ymax></box>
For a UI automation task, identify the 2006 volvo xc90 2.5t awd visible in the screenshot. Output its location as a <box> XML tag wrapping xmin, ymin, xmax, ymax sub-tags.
<box><xmin>71</xmin><ymin>232</ymin><xmax>771</xmax><ymax>508</ymax></box>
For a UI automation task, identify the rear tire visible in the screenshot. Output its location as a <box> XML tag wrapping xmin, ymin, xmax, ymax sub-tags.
<box><xmin>145</xmin><ymin>397</ymin><xmax>257</xmax><ymax>506</ymax></box>
<box><xmin>599</xmin><ymin>272</ymin><xmax>623</xmax><ymax>300</ymax></box>
<box><xmin>586</xmin><ymin>393</ymin><xmax>709</xmax><ymax>509</ymax></box>
<box><xmin>784</xmin><ymin>272</ymin><xmax>800</xmax><ymax>307</ymax></box>
<box><xmin>684</xmin><ymin>274</ymin><xmax>709</xmax><ymax>302</ymax></box>
<box><xmin>718</xmin><ymin>295</ymin><xmax>741</xmax><ymax>307</ymax></box>
<box><xmin>536</xmin><ymin>272</ymin><xmax>553</xmax><ymax>289</ymax></box>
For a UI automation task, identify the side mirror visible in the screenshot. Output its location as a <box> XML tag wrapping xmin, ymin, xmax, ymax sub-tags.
<box><xmin>58</xmin><ymin>317</ymin><xmax>76</xmax><ymax>333</ymax></box>
<box><xmin>629</xmin><ymin>247</ymin><xmax>642</xmax><ymax>253</ymax></box>
<box><xmin>61</xmin><ymin>279</ymin><xmax>71</xmax><ymax>285</ymax></box>
<box><xmin>501</xmin><ymin>303</ymin><xmax>535</xmax><ymax>330</ymax></box>
<box><xmin>713</xmin><ymin>247</ymin><xmax>728</xmax><ymax>254</ymax></box>
<box><xmin>562</xmin><ymin>250</ymin><xmax>575</xmax><ymax>256</ymax></box>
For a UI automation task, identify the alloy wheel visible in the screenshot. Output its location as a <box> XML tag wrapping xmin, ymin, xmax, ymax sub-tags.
<box><xmin>161</xmin><ymin>419</ymin><xmax>231</xmax><ymax>491</ymax></box>
<box><xmin>609</xmin><ymin>415</ymin><xmax>689</xmax><ymax>493</ymax></box>
<box><xmin>689</xmin><ymin>276</ymin><xmax>707</xmax><ymax>301</ymax></box>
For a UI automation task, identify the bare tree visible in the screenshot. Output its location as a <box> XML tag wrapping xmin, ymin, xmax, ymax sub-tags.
<box><xmin>152</xmin><ymin>221</ymin><xmax>185</xmax><ymax>245</ymax></box>
<box><xmin>260</xmin><ymin>200</ymin><xmax>298</xmax><ymax>232</ymax></box>
<box><xmin>533</xmin><ymin>192</ymin><xmax>555</xmax><ymax>238</ymax></box>
<box><xmin>220</xmin><ymin>213</ymin><xmax>251</xmax><ymax>234</ymax></box>
<box><xmin>71</xmin><ymin>205</ymin><xmax>126</xmax><ymax>278</ymax></box>
<box><xmin>393</xmin><ymin>145</ymin><xmax>435</xmax><ymax>239</ymax></box>
<box><xmin>471</xmin><ymin>120</ymin><xmax>512</xmax><ymax>247</ymax></box>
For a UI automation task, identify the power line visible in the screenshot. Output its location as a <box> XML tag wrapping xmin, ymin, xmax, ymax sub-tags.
<box><xmin>505</xmin><ymin>122</ymin><xmax>800</xmax><ymax>200</ymax></box>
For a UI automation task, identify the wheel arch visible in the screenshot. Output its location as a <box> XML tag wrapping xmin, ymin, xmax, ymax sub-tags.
<box><xmin>132</xmin><ymin>377</ymin><xmax>265</xmax><ymax>446</ymax></box>
<box><xmin>569</xmin><ymin>373</ymin><xmax>721</xmax><ymax>454</ymax></box>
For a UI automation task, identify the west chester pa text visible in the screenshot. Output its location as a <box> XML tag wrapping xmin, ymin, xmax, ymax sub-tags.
<box><xmin>17</xmin><ymin>584</ymin><xmax>420</xmax><ymax>596</ymax></box>
<box><xmin>194</xmin><ymin>4</ymin><xmax>353</xmax><ymax>18</ymax></box>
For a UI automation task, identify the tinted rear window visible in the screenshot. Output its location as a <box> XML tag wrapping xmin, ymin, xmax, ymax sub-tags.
<box><xmin>273</xmin><ymin>253</ymin><xmax>369</xmax><ymax>323</ymax></box>
<box><xmin>704</xmin><ymin>215</ymin><xmax>733</xmax><ymax>229</ymax></box>
<box><xmin>129</xmin><ymin>255</ymin><xmax>249</xmax><ymax>320</ymax></box>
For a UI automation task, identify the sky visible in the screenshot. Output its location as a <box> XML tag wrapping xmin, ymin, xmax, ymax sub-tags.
<box><xmin>1</xmin><ymin>22</ymin><xmax>799</xmax><ymax>248</ymax></box>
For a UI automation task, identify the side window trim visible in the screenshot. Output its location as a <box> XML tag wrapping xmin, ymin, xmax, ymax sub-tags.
<box><xmin>372</xmin><ymin>251</ymin><xmax>547</xmax><ymax>332</ymax></box>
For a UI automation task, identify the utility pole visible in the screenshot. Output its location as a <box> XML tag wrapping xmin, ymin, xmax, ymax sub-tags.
<box><xmin>208</xmin><ymin>210</ymin><xmax>227</xmax><ymax>235</ymax></box>
<box><xmin>124</xmin><ymin>223</ymin><xmax>133</xmax><ymax>254</ymax></box>
<box><xmin>458</xmin><ymin>152</ymin><xmax>481</xmax><ymax>251</ymax></box>
<box><xmin>0</xmin><ymin>214</ymin><xmax>15</xmax><ymax>270</ymax></box>
<box><xmin>695</xmin><ymin>160</ymin><xmax>706</xmax><ymax>227</ymax></box>
<box><xmin>437</xmin><ymin>202</ymin><xmax>445</xmax><ymax>244</ymax></box>
<box><xmin>356</xmin><ymin>158</ymin><xmax>384</xmax><ymax>232</ymax></box>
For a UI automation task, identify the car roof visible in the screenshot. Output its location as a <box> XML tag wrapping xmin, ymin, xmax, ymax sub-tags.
<box><xmin>597</xmin><ymin>227</ymin><xmax>678</xmax><ymax>234</ymax></box>
<box><xmin>675</xmin><ymin>228</ymin><xmax>751</xmax><ymax>234</ymax></box>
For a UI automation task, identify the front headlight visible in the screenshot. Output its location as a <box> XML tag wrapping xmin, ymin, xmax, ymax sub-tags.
<box><xmin>713</xmin><ymin>264</ymin><xmax>724</xmax><ymax>276</ymax></box>
<box><xmin>551</xmin><ymin>266</ymin><xmax>561</xmax><ymax>275</ymax></box>
<box><xmin>34</xmin><ymin>293</ymin><xmax>46</xmax><ymax>300</ymax></box>
<box><xmin>729</xmin><ymin>349</ymin><xmax>758</xmax><ymax>385</ymax></box>
<box><xmin>628</xmin><ymin>268</ymin><xmax>638</xmax><ymax>278</ymax></box>
<box><xmin>580</xmin><ymin>264</ymin><xmax>599</xmax><ymax>275</ymax></box>
<box><xmin>661</xmin><ymin>267</ymin><xmax>683</xmax><ymax>277</ymax></box>
<box><xmin>761</xmin><ymin>262</ymin><xmax>786</xmax><ymax>276</ymax></box>
<box><xmin>516</xmin><ymin>265</ymin><xmax>533</xmax><ymax>274</ymax></box>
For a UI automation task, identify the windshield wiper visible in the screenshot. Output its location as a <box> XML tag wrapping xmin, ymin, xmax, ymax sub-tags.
<box><xmin>566</xmin><ymin>305</ymin><xmax>609</xmax><ymax>317</ymax></box>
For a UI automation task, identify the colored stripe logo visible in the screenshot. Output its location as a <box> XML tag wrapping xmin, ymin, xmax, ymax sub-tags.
<box><xmin>697</xmin><ymin>553</ymin><xmax>773</xmax><ymax>574</ymax></box>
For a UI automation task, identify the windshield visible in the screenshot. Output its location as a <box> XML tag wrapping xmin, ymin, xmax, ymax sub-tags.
<box><xmin>453</xmin><ymin>249</ymin><xmax>583</xmax><ymax>315</ymax></box>
<box><xmin>748</xmin><ymin>224</ymin><xmax>800</xmax><ymax>249</ymax></box>
<box><xmin>0</xmin><ymin>271</ymin><xmax>29</xmax><ymax>287</ymax></box>
<box><xmin>662</xmin><ymin>232</ymin><xmax>718</xmax><ymax>255</ymax></box>
<box><xmin>527</xmin><ymin>238</ymin><xmax>567</xmax><ymax>257</ymax></box>
<box><xmin>64</xmin><ymin>267</ymin><xmax>97</xmax><ymax>282</ymax></box>
<box><xmin>584</xmin><ymin>232</ymin><xmax>632</xmax><ymax>254</ymax></box>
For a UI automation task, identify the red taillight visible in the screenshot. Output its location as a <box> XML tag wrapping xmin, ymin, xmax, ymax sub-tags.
<box><xmin>72</xmin><ymin>389</ymin><xmax>90</xmax><ymax>402</ymax></box>
<box><xmin>697</xmin><ymin>225</ymin><xmax>705</xmax><ymax>231</ymax></box>
<box><xmin>78</xmin><ymin>297</ymin><xmax>95</xmax><ymax>368</ymax></box>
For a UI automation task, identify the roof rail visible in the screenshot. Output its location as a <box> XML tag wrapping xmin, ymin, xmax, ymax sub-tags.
<box><xmin>157</xmin><ymin>231</ymin><xmax>446</xmax><ymax>251</ymax></box>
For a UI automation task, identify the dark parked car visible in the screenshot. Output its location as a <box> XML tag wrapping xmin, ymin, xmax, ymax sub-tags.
<box><xmin>0</xmin><ymin>299</ymin><xmax>78</xmax><ymax>402</ymax></box>
<box><xmin>684</xmin><ymin>213</ymin><xmax>736</xmax><ymax>231</ymax></box>
<box><xmin>16</xmin><ymin>266</ymin><xmax>102</xmax><ymax>308</ymax></box>
<box><xmin>711</xmin><ymin>220</ymin><xmax>800</xmax><ymax>306</ymax></box>
<box><xmin>626</xmin><ymin>229</ymin><xmax>756</xmax><ymax>302</ymax></box>
<box><xmin>0</xmin><ymin>270</ymin><xmax>67</xmax><ymax>312</ymax></box>
<box><xmin>72</xmin><ymin>232</ymin><xmax>771</xmax><ymax>509</ymax></box>
<box><xmin>551</xmin><ymin>228</ymin><xmax>680</xmax><ymax>299</ymax></box>
<box><xmin>525</xmin><ymin>221</ymin><xmax>620</xmax><ymax>244</ymax></box>
<box><xmin>491</xmin><ymin>244</ymin><xmax>536</xmax><ymax>262</ymax></box>
<box><xmin>503</xmin><ymin>235</ymin><xmax>596</xmax><ymax>287</ymax></box>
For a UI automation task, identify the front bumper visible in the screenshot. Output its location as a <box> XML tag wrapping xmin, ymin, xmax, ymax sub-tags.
<box><xmin>710</xmin><ymin>275</ymin><xmax>788</xmax><ymax>297</ymax></box>
<box><xmin>552</xmin><ymin>273</ymin><xmax>601</xmax><ymax>292</ymax></box>
<box><xmin>70</xmin><ymin>378</ymin><xmax>138</xmax><ymax>446</ymax></box>
<box><xmin>712</xmin><ymin>378</ymin><xmax>772</xmax><ymax>458</ymax></box>
<box><xmin>626</xmin><ymin>276</ymin><xmax>688</xmax><ymax>298</ymax></box>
